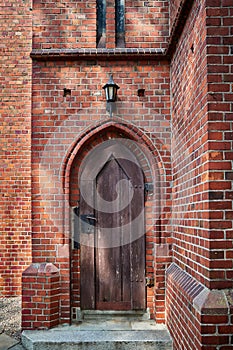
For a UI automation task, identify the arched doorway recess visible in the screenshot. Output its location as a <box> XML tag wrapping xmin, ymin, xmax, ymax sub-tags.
<box><xmin>65</xmin><ymin>121</ymin><xmax>166</xmax><ymax>321</ymax></box>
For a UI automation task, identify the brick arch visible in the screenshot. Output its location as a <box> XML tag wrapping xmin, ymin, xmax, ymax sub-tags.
<box><xmin>63</xmin><ymin>119</ymin><xmax>168</xmax><ymax>195</ymax></box>
<box><xmin>69</xmin><ymin>130</ymin><xmax>155</xmax><ymax>208</ymax></box>
<box><xmin>62</xmin><ymin>118</ymin><xmax>171</xmax><ymax>246</ymax></box>
<box><xmin>62</xmin><ymin>119</ymin><xmax>172</xmax><ymax>321</ymax></box>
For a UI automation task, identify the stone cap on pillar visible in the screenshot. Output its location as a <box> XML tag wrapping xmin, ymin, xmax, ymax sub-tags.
<box><xmin>22</xmin><ymin>263</ymin><xmax>59</xmax><ymax>276</ymax></box>
<box><xmin>193</xmin><ymin>288</ymin><xmax>229</xmax><ymax>315</ymax></box>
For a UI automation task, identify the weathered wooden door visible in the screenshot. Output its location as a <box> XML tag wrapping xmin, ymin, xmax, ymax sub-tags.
<box><xmin>80</xmin><ymin>143</ymin><xmax>145</xmax><ymax>311</ymax></box>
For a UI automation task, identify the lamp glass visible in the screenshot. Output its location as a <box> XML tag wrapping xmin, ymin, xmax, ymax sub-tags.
<box><xmin>103</xmin><ymin>75</ymin><xmax>119</xmax><ymax>102</ymax></box>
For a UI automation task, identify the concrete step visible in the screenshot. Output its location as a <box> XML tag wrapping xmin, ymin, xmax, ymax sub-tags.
<box><xmin>22</xmin><ymin>322</ymin><xmax>173</xmax><ymax>350</ymax></box>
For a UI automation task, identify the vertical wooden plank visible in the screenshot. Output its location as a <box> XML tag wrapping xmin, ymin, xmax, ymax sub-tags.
<box><xmin>80</xmin><ymin>180</ymin><xmax>95</xmax><ymax>310</ymax></box>
<box><xmin>96</xmin><ymin>159</ymin><xmax>122</xmax><ymax>308</ymax></box>
<box><xmin>130</xmin><ymin>163</ymin><xmax>146</xmax><ymax>310</ymax></box>
<box><xmin>131</xmin><ymin>236</ymin><xmax>145</xmax><ymax>309</ymax></box>
<box><xmin>120</xmin><ymin>165</ymin><xmax>131</xmax><ymax>304</ymax></box>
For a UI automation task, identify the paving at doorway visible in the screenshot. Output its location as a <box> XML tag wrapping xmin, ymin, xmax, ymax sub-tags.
<box><xmin>21</xmin><ymin>314</ymin><xmax>173</xmax><ymax>350</ymax></box>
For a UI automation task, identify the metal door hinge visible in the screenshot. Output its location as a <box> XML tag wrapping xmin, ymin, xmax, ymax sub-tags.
<box><xmin>144</xmin><ymin>183</ymin><xmax>153</xmax><ymax>195</ymax></box>
<box><xmin>145</xmin><ymin>277</ymin><xmax>154</xmax><ymax>288</ymax></box>
<box><xmin>80</xmin><ymin>214</ymin><xmax>96</xmax><ymax>233</ymax></box>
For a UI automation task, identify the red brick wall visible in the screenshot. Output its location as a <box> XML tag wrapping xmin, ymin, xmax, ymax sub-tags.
<box><xmin>0</xmin><ymin>1</ymin><xmax>32</xmax><ymax>296</ymax></box>
<box><xmin>171</xmin><ymin>0</ymin><xmax>209</xmax><ymax>288</ymax></box>
<box><xmin>169</xmin><ymin>0</ymin><xmax>184</xmax><ymax>32</ymax></box>
<box><xmin>170</xmin><ymin>0</ymin><xmax>233</xmax><ymax>293</ymax></box>
<box><xmin>30</xmin><ymin>58</ymin><xmax>171</xmax><ymax>323</ymax></box>
<box><xmin>206</xmin><ymin>0</ymin><xmax>233</xmax><ymax>290</ymax></box>
<box><xmin>167</xmin><ymin>0</ymin><xmax>233</xmax><ymax>349</ymax></box>
<box><xmin>32</xmin><ymin>0</ymin><xmax>169</xmax><ymax>50</ymax></box>
<box><xmin>33</xmin><ymin>0</ymin><xmax>96</xmax><ymax>50</ymax></box>
<box><xmin>125</xmin><ymin>0</ymin><xmax>169</xmax><ymax>49</ymax></box>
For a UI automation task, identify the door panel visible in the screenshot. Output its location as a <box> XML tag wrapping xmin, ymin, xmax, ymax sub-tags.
<box><xmin>95</xmin><ymin>159</ymin><xmax>131</xmax><ymax>310</ymax></box>
<box><xmin>80</xmin><ymin>143</ymin><xmax>145</xmax><ymax>311</ymax></box>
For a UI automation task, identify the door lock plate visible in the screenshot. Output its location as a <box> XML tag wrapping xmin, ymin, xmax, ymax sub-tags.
<box><xmin>80</xmin><ymin>214</ymin><xmax>96</xmax><ymax>233</ymax></box>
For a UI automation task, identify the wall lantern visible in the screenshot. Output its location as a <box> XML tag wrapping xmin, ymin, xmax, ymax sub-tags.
<box><xmin>102</xmin><ymin>75</ymin><xmax>120</xmax><ymax>117</ymax></box>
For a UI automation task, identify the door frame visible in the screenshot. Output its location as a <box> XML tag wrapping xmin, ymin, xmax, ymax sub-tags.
<box><xmin>79</xmin><ymin>140</ymin><xmax>146</xmax><ymax>311</ymax></box>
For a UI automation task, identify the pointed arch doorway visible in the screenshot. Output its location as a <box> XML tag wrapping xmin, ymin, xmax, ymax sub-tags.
<box><xmin>78</xmin><ymin>140</ymin><xmax>146</xmax><ymax>311</ymax></box>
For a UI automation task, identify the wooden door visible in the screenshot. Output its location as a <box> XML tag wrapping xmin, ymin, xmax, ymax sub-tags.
<box><xmin>80</xmin><ymin>147</ymin><xmax>145</xmax><ymax>311</ymax></box>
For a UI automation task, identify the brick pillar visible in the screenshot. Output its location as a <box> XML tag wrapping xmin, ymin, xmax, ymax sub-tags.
<box><xmin>106</xmin><ymin>0</ymin><xmax>116</xmax><ymax>49</ymax></box>
<box><xmin>154</xmin><ymin>244</ymin><xmax>172</xmax><ymax>322</ymax></box>
<box><xmin>22</xmin><ymin>263</ymin><xmax>60</xmax><ymax>330</ymax></box>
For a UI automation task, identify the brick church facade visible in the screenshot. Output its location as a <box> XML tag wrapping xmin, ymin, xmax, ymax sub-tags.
<box><xmin>0</xmin><ymin>0</ymin><xmax>233</xmax><ymax>349</ymax></box>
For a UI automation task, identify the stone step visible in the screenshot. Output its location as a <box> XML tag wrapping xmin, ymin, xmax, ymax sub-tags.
<box><xmin>82</xmin><ymin>309</ymin><xmax>150</xmax><ymax>321</ymax></box>
<box><xmin>0</xmin><ymin>333</ymin><xmax>19</xmax><ymax>350</ymax></box>
<box><xmin>22</xmin><ymin>323</ymin><xmax>173</xmax><ymax>350</ymax></box>
<box><xmin>6</xmin><ymin>343</ymin><xmax>26</xmax><ymax>350</ymax></box>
